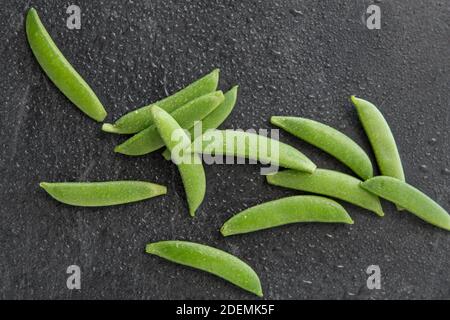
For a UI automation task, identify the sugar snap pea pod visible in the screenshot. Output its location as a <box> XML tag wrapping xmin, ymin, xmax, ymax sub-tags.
<box><xmin>350</xmin><ymin>96</ymin><xmax>404</xmax><ymax>181</ymax></box>
<box><xmin>351</xmin><ymin>96</ymin><xmax>405</xmax><ymax>210</ymax></box>
<box><xmin>39</xmin><ymin>181</ymin><xmax>166</xmax><ymax>207</ymax></box>
<box><xmin>26</xmin><ymin>8</ymin><xmax>107</xmax><ymax>122</ymax></box>
<box><xmin>271</xmin><ymin>116</ymin><xmax>373</xmax><ymax>180</ymax></box>
<box><xmin>162</xmin><ymin>86</ymin><xmax>238</xmax><ymax>160</ymax></box>
<box><xmin>146</xmin><ymin>241</ymin><xmax>263</xmax><ymax>297</ymax></box>
<box><xmin>151</xmin><ymin>106</ymin><xmax>205</xmax><ymax>216</ymax></box>
<box><xmin>102</xmin><ymin>69</ymin><xmax>220</xmax><ymax>134</ymax></box>
<box><xmin>190</xmin><ymin>130</ymin><xmax>317</xmax><ymax>173</ymax></box>
<box><xmin>221</xmin><ymin>195</ymin><xmax>353</xmax><ymax>236</ymax></box>
<box><xmin>114</xmin><ymin>91</ymin><xmax>224</xmax><ymax>156</ymax></box>
<box><xmin>361</xmin><ymin>176</ymin><xmax>450</xmax><ymax>231</ymax></box>
<box><xmin>266</xmin><ymin>169</ymin><xmax>384</xmax><ymax>216</ymax></box>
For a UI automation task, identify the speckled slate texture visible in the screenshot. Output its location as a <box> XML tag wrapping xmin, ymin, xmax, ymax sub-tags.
<box><xmin>0</xmin><ymin>0</ymin><xmax>449</xmax><ymax>299</ymax></box>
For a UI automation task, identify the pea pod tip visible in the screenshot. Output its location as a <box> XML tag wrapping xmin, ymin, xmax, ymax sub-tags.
<box><xmin>269</xmin><ymin>115</ymin><xmax>282</xmax><ymax>125</ymax></box>
<box><xmin>27</xmin><ymin>7</ymin><xmax>37</xmax><ymax>15</ymax></box>
<box><xmin>219</xmin><ymin>226</ymin><xmax>229</xmax><ymax>237</ymax></box>
<box><xmin>39</xmin><ymin>182</ymin><xmax>49</xmax><ymax>189</ymax></box>
<box><xmin>212</xmin><ymin>90</ymin><xmax>225</xmax><ymax>100</ymax></box>
<box><xmin>101</xmin><ymin>123</ymin><xmax>120</xmax><ymax>133</ymax></box>
<box><xmin>154</xmin><ymin>184</ymin><xmax>168</xmax><ymax>195</ymax></box>
<box><xmin>350</xmin><ymin>95</ymin><xmax>358</xmax><ymax>103</ymax></box>
<box><xmin>113</xmin><ymin>144</ymin><xmax>137</xmax><ymax>155</ymax></box>
<box><xmin>145</xmin><ymin>243</ymin><xmax>156</xmax><ymax>254</ymax></box>
<box><xmin>113</xmin><ymin>145</ymin><xmax>124</xmax><ymax>154</ymax></box>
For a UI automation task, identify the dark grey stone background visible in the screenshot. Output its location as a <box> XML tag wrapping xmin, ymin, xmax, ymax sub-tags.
<box><xmin>0</xmin><ymin>0</ymin><xmax>449</xmax><ymax>299</ymax></box>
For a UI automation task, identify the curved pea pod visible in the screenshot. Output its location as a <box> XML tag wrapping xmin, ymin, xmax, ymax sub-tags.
<box><xmin>146</xmin><ymin>241</ymin><xmax>263</xmax><ymax>297</ymax></box>
<box><xmin>102</xmin><ymin>69</ymin><xmax>220</xmax><ymax>134</ymax></box>
<box><xmin>351</xmin><ymin>96</ymin><xmax>405</xmax><ymax>209</ymax></box>
<box><xmin>39</xmin><ymin>181</ymin><xmax>166</xmax><ymax>207</ymax></box>
<box><xmin>221</xmin><ymin>195</ymin><xmax>353</xmax><ymax>236</ymax></box>
<box><xmin>26</xmin><ymin>8</ymin><xmax>107</xmax><ymax>122</ymax></box>
<box><xmin>361</xmin><ymin>176</ymin><xmax>450</xmax><ymax>231</ymax></box>
<box><xmin>271</xmin><ymin>116</ymin><xmax>373</xmax><ymax>180</ymax></box>
<box><xmin>266</xmin><ymin>169</ymin><xmax>384</xmax><ymax>216</ymax></box>
<box><xmin>162</xmin><ymin>86</ymin><xmax>238</xmax><ymax>160</ymax></box>
<box><xmin>114</xmin><ymin>91</ymin><xmax>224</xmax><ymax>156</ymax></box>
<box><xmin>350</xmin><ymin>96</ymin><xmax>404</xmax><ymax>180</ymax></box>
<box><xmin>190</xmin><ymin>130</ymin><xmax>317</xmax><ymax>173</ymax></box>
<box><xmin>151</xmin><ymin>106</ymin><xmax>205</xmax><ymax>216</ymax></box>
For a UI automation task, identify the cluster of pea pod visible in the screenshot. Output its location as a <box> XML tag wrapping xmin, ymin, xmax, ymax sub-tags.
<box><xmin>27</xmin><ymin>8</ymin><xmax>449</xmax><ymax>297</ymax></box>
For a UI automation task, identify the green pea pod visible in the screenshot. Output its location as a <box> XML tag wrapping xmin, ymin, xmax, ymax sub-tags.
<box><xmin>190</xmin><ymin>130</ymin><xmax>317</xmax><ymax>173</ymax></box>
<box><xmin>151</xmin><ymin>106</ymin><xmax>205</xmax><ymax>216</ymax></box>
<box><xmin>146</xmin><ymin>241</ymin><xmax>263</xmax><ymax>297</ymax></box>
<box><xmin>350</xmin><ymin>96</ymin><xmax>404</xmax><ymax>180</ymax></box>
<box><xmin>26</xmin><ymin>8</ymin><xmax>107</xmax><ymax>122</ymax></box>
<box><xmin>271</xmin><ymin>116</ymin><xmax>373</xmax><ymax>180</ymax></box>
<box><xmin>103</xmin><ymin>69</ymin><xmax>220</xmax><ymax>134</ymax></box>
<box><xmin>221</xmin><ymin>195</ymin><xmax>353</xmax><ymax>236</ymax></box>
<box><xmin>351</xmin><ymin>96</ymin><xmax>405</xmax><ymax>210</ymax></box>
<box><xmin>266</xmin><ymin>169</ymin><xmax>384</xmax><ymax>216</ymax></box>
<box><xmin>162</xmin><ymin>86</ymin><xmax>238</xmax><ymax>160</ymax></box>
<box><xmin>40</xmin><ymin>181</ymin><xmax>166</xmax><ymax>207</ymax></box>
<box><xmin>361</xmin><ymin>176</ymin><xmax>450</xmax><ymax>231</ymax></box>
<box><xmin>114</xmin><ymin>91</ymin><xmax>224</xmax><ymax>156</ymax></box>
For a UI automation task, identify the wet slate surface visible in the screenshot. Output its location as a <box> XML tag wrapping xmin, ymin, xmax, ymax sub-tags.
<box><xmin>0</xmin><ymin>0</ymin><xmax>449</xmax><ymax>299</ymax></box>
